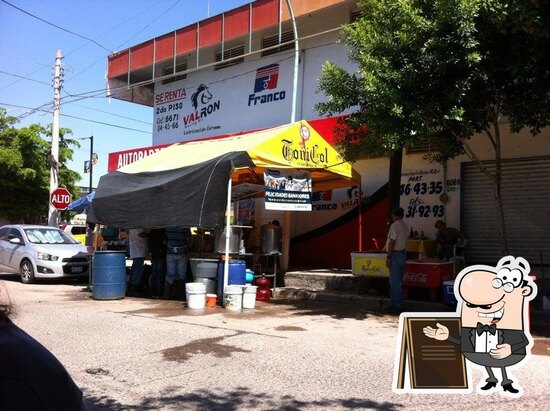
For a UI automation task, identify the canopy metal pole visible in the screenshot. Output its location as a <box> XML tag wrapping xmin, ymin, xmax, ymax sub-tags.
<box><xmin>358</xmin><ymin>186</ymin><xmax>363</xmax><ymax>252</ymax></box>
<box><xmin>285</xmin><ymin>0</ymin><xmax>299</xmax><ymax>123</ymax></box>
<box><xmin>223</xmin><ymin>176</ymin><xmax>232</xmax><ymax>301</ymax></box>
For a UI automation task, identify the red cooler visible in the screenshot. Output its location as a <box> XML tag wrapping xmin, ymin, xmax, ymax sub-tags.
<box><xmin>403</xmin><ymin>259</ymin><xmax>453</xmax><ymax>301</ymax></box>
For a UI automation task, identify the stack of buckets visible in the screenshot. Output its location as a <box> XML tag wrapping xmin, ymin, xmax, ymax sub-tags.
<box><xmin>185</xmin><ymin>282</ymin><xmax>207</xmax><ymax>309</ymax></box>
<box><xmin>218</xmin><ymin>259</ymin><xmax>257</xmax><ymax>310</ymax></box>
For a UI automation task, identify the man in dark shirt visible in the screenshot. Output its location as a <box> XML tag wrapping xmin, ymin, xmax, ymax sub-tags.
<box><xmin>148</xmin><ymin>228</ymin><xmax>167</xmax><ymax>298</ymax></box>
<box><xmin>434</xmin><ymin>220</ymin><xmax>463</xmax><ymax>261</ymax></box>
<box><xmin>164</xmin><ymin>227</ymin><xmax>190</xmax><ymax>300</ymax></box>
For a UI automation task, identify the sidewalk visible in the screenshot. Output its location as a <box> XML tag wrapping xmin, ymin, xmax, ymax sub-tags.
<box><xmin>275</xmin><ymin>269</ymin><xmax>550</xmax><ymax>337</ymax></box>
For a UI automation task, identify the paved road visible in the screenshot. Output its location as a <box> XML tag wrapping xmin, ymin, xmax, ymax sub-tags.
<box><xmin>1</xmin><ymin>275</ymin><xmax>549</xmax><ymax>410</ymax></box>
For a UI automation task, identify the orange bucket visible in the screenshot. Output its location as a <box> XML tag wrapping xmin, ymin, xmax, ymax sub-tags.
<box><xmin>205</xmin><ymin>293</ymin><xmax>217</xmax><ymax>307</ymax></box>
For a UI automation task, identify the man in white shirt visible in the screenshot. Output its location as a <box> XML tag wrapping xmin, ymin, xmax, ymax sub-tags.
<box><xmin>127</xmin><ymin>228</ymin><xmax>149</xmax><ymax>296</ymax></box>
<box><xmin>385</xmin><ymin>207</ymin><xmax>408</xmax><ymax>313</ymax></box>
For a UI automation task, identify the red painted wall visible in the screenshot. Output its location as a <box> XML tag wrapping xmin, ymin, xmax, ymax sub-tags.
<box><xmin>225</xmin><ymin>7</ymin><xmax>250</xmax><ymax>40</ymax></box>
<box><xmin>290</xmin><ymin>188</ymin><xmax>389</xmax><ymax>269</ymax></box>
<box><xmin>155</xmin><ymin>33</ymin><xmax>175</xmax><ymax>63</ymax></box>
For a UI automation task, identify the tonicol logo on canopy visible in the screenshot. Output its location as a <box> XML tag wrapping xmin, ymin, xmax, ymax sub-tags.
<box><xmin>248</xmin><ymin>64</ymin><xmax>286</xmax><ymax>106</ymax></box>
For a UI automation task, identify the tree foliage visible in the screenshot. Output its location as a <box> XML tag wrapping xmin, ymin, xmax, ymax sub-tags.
<box><xmin>316</xmin><ymin>0</ymin><xmax>550</xmax><ymax>253</ymax></box>
<box><xmin>0</xmin><ymin>108</ymin><xmax>82</xmax><ymax>223</ymax></box>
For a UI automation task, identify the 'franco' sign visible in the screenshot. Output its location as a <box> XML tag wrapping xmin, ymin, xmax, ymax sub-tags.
<box><xmin>50</xmin><ymin>187</ymin><xmax>72</xmax><ymax>210</ymax></box>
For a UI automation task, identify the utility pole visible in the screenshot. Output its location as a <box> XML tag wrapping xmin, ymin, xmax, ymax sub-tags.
<box><xmin>48</xmin><ymin>49</ymin><xmax>63</xmax><ymax>227</ymax></box>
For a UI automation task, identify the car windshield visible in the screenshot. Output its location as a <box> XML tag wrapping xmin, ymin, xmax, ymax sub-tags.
<box><xmin>24</xmin><ymin>228</ymin><xmax>78</xmax><ymax>245</ymax></box>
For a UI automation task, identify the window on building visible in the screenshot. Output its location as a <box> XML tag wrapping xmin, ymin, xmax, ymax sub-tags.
<box><xmin>350</xmin><ymin>10</ymin><xmax>363</xmax><ymax>23</ymax></box>
<box><xmin>406</xmin><ymin>137</ymin><xmax>446</xmax><ymax>155</ymax></box>
<box><xmin>162</xmin><ymin>62</ymin><xmax>188</xmax><ymax>84</ymax></box>
<box><xmin>261</xmin><ymin>31</ymin><xmax>295</xmax><ymax>57</ymax></box>
<box><xmin>215</xmin><ymin>45</ymin><xmax>244</xmax><ymax>70</ymax></box>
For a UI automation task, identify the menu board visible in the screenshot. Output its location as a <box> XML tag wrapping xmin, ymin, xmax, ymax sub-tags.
<box><xmin>395</xmin><ymin>316</ymin><xmax>468</xmax><ymax>390</ymax></box>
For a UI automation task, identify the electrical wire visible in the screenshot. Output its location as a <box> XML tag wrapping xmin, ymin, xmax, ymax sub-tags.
<box><xmin>0</xmin><ymin>0</ymin><xmax>113</xmax><ymax>53</ymax></box>
<box><xmin>0</xmin><ymin>102</ymin><xmax>151</xmax><ymax>134</ymax></box>
<box><xmin>63</xmin><ymin>0</ymin><xmax>178</xmax><ymax>83</ymax></box>
<box><xmin>0</xmin><ymin>69</ymin><xmax>51</xmax><ymax>86</ymax></box>
<box><xmin>63</xmin><ymin>100</ymin><xmax>152</xmax><ymax>125</ymax></box>
<box><xmin>114</xmin><ymin>0</ymin><xmax>184</xmax><ymax>50</ymax></box>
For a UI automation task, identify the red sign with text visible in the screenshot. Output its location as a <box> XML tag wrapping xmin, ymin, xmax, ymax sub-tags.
<box><xmin>50</xmin><ymin>187</ymin><xmax>72</xmax><ymax>210</ymax></box>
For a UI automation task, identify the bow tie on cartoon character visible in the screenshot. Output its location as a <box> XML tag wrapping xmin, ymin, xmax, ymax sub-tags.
<box><xmin>394</xmin><ymin>256</ymin><xmax>537</xmax><ymax>398</ymax></box>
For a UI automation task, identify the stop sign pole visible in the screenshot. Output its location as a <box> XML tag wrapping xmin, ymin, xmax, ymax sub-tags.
<box><xmin>51</xmin><ymin>188</ymin><xmax>72</xmax><ymax>211</ymax></box>
<box><xmin>48</xmin><ymin>49</ymin><xmax>63</xmax><ymax>227</ymax></box>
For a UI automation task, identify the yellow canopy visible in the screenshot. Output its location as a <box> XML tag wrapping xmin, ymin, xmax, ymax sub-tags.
<box><xmin>120</xmin><ymin>120</ymin><xmax>360</xmax><ymax>192</ymax></box>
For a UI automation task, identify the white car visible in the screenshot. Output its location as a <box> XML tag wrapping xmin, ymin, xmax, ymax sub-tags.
<box><xmin>0</xmin><ymin>225</ymin><xmax>90</xmax><ymax>284</ymax></box>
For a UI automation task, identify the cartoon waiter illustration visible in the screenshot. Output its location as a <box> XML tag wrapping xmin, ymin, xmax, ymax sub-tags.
<box><xmin>423</xmin><ymin>256</ymin><xmax>537</xmax><ymax>397</ymax></box>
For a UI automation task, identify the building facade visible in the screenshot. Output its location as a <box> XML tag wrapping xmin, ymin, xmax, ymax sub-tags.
<box><xmin>106</xmin><ymin>0</ymin><xmax>550</xmax><ymax>268</ymax></box>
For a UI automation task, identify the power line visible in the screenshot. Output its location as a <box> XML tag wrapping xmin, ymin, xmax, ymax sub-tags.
<box><xmin>0</xmin><ymin>0</ymin><xmax>112</xmax><ymax>53</ymax></box>
<box><xmin>61</xmin><ymin>113</ymin><xmax>150</xmax><ymax>134</ymax></box>
<box><xmin>62</xmin><ymin>99</ymin><xmax>152</xmax><ymax>125</ymax></box>
<box><xmin>115</xmin><ymin>0</ymin><xmax>184</xmax><ymax>50</ymax></box>
<box><xmin>0</xmin><ymin>69</ymin><xmax>51</xmax><ymax>86</ymax></box>
<box><xmin>63</xmin><ymin>0</ymin><xmax>177</xmax><ymax>83</ymax></box>
<box><xmin>0</xmin><ymin>102</ymin><xmax>151</xmax><ymax>134</ymax></box>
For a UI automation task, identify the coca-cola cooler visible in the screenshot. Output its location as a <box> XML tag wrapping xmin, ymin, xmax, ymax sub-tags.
<box><xmin>403</xmin><ymin>259</ymin><xmax>453</xmax><ymax>301</ymax></box>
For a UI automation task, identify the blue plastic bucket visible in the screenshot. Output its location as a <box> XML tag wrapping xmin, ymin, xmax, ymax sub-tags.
<box><xmin>92</xmin><ymin>251</ymin><xmax>127</xmax><ymax>300</ymax></box>
<box><xmin>217</xmin><ymin>259</ymin><xmax>247</xmax><ymax>299</ymax></box>
<box><xmin>228</xmin><ymin>260</ymin><xmax>246</xmax><ymax>285</ymax></box>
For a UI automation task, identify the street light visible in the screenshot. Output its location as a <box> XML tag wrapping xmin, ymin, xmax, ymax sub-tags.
<box><xmin>79</xmin><ymin>136</ymin><xmax>94</xmax><ymax>193</ymax></box>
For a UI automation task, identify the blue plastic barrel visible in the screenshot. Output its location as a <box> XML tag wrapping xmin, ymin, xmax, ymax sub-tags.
<box><xmin>92</xmin><ymin>251</ymin><xmax>127</xmax><ymax>300</ymax></box>
<box><xmin>217</xmin><ymin>259</ymin><xmax>247</xmax><ymax>299</ymax></box>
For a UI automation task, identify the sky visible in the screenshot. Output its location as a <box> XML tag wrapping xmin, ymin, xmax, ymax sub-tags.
<box><xmin>0</xmin><ymin>0</ymin><xmax>251</xmax><ymax>189</ymax></box>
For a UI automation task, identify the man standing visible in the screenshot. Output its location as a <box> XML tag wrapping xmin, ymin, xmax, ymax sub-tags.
<box><xmin>164</xmin><ymin>227</ymin><xmax>190</xmax><ymax>300</ymax></box>
<box><xmin>148</xmin><ymin>228</ymin><xmax>167</xmax><ymax>298</ymax></box>
<box><xmin>385</xmin><ymin>207</ymin><xmax>408</xmax><ymax>313</ymax></box>
<box><xmin>127</xmin><ymin>228</ymin><xmax>149</xmax><ymax>297</ymax></box>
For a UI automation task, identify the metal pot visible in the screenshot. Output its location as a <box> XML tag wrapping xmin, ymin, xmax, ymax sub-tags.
<box><xmin>215</xmin><ymin>226</ymin><xmax>242</xmax><ymax>254</ymax></box>
<box><xmin>260</xmin><ymin>223</ymin><xmax>281</xmax><ymax>254</ymax></box>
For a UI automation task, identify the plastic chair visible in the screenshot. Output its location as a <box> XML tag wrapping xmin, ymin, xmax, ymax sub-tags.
<box><xmin>453</xmin><ymin>239</ymin><xmax>468</xmax><ymax>275</ymax></box>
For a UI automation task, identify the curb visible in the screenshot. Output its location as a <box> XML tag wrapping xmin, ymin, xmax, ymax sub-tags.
<box><xmin>274</xmin><ymin>287</ymin><xmax>550</xmax><ymax>335</ymax></box>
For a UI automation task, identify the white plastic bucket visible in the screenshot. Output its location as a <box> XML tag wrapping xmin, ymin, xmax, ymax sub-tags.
<box><xmin>186</xmin><ymin>282</ymin><xmax>206</xmax><ymax>309</ymax></box>
<box><xmin>242</xmin><ymin>285</ymin><xmax>258</xmax><ymax>309</ymax></box>
<box><xmin>224</xmin><ymin>285</ymin><xmax>243</xmax><ymax>310</ymax></box>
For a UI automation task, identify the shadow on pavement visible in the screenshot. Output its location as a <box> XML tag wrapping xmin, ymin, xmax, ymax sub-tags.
<box><xmin>83</xmin><ymin>388</ymin><xmax>404</xmax><ymax>410</ymax></box>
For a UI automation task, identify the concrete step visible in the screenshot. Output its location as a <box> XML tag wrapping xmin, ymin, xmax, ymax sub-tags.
<box><xmin>283</xmin><ymin>269</ymin><xmax>356</xmax><ymax>291</ymax></box>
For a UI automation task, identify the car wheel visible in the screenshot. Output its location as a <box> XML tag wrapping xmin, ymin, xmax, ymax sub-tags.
<box><xmin>20</xmin><ymin>259</ymin><xmax>35</xmax><ymax>284</ymax></box>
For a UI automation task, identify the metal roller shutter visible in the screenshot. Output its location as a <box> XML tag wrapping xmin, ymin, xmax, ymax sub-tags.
<box><xmin>461</xmin><ymin>156</ymin><xmax>550</xmax><ymax>267</ymax></box>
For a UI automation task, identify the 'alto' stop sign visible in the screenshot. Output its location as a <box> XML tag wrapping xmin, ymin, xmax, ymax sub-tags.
<box><xmin>50</xmin><ymin>187</ymin><xmax>72</xmax><ymax>210</ymax></box>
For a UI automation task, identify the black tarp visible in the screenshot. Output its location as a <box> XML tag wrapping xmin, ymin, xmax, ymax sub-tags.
<box><xmin>88</xmin><ymin>152</ymin><xmax>253</xmax><ymax>229</ymax></box>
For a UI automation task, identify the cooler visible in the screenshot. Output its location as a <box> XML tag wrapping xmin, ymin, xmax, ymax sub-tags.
<box><xmin>404</xmin><ymin>259</ymin><xmax>453</xmax><ymax>288</ymax></box>
<box><xmin>350</xmin><ymin>252</ymin><xmax>389</xmax><ymax>277</ymax></box>
<box><xmin>442</xmin><ymin>280</ymin><xmax>457</xmax><ymax>305</ymax></box>
<box><xmin>403</xmin><ymin>259</ymin><xmax>453</xmax><ymax>301</ymax></box>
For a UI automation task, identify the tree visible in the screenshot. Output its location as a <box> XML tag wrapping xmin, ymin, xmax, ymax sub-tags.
<box><xmin>316</xmin><ymin>0</ymin><xmax>550</xmax><ymax>254</ymax></box>
<box><xmin>0</xmin><ymin>108</ymin><xmax>82</xmax><ymax>223</ymax></box>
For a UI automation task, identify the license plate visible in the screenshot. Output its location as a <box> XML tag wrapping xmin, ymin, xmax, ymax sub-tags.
<box><xmin>71</xmin><ymin>266</ymin><xmax>83</xmax><ymax>273</ymax></box>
